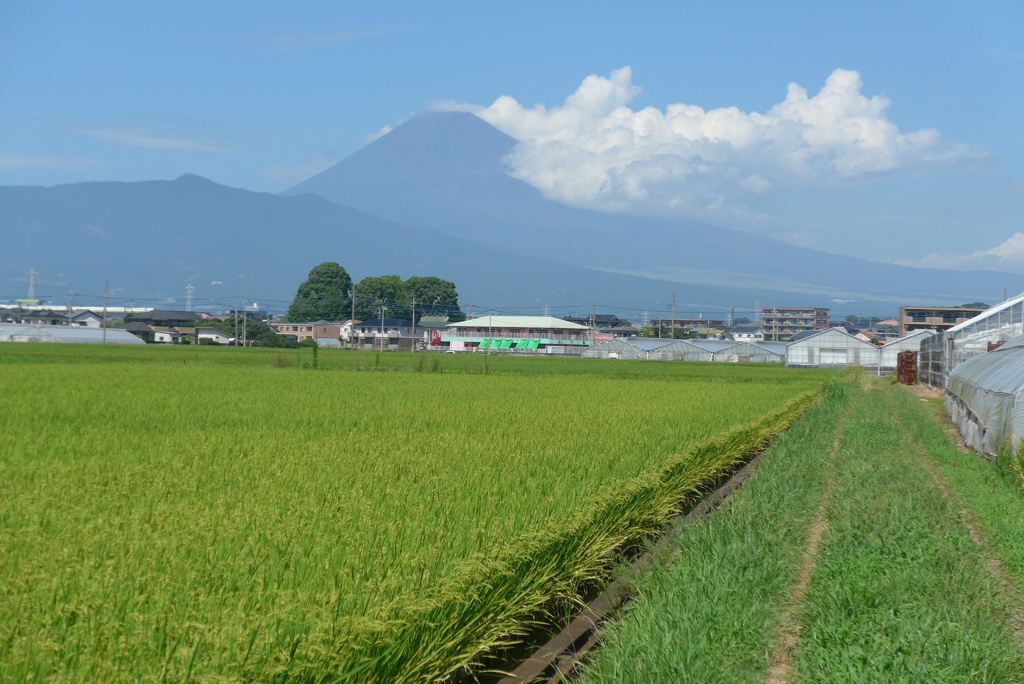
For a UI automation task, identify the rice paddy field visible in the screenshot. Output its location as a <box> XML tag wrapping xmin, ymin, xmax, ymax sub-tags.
<box><xmin>0</xmin><ymin>344</ymin><xmax>828</xmax><ymax>681</ymax></box>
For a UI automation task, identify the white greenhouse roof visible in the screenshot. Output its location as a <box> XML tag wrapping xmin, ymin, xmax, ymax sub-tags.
<box><xmin>448</xmin><ymin>316</ymin><xmax>589</xmax><ymax>330</ymax></box>
<box><xmin>0</xmin><ymin>324</ymin><xmax>145</xmax><ymax>345</ymax></box>
<box><xmin>881</xmin><ymin>329</ymin><xmax>935</xmax><ymax>350</ymax></box>
<box><xmin>624</xmin><ymin>338</ymin><xmax>678</xmax><ymax>351</ymax></box>
<box><xmin>758</xmin><ymin>342</ymin><xmax>790</xmax><ymax>355</ymax></box>
<box><xmin>947</xmin><ymin>292</ymin><xmax>1024</xmax><ymax>334</ymax></box>
<box><xmin>1000</xmin><ymin>333</ymin><xmax>1024</xmax><ymax>351</ymax></box>
<box><xmin>787</xmin><ymin>327</ymin><xmax>876</xmax><ymax>348</ymax></box>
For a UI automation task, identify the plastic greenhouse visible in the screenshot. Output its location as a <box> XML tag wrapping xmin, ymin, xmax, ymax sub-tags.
<box><xmin>878</xmin><ymin>330</ymin><xmax>934</xmax><ymax>371</ymax></box>
<box><xmin>581</xmin><ymin>337</ymin><xmax>786</xmax><ymax>363</ymax></box>
<box><xmin>0</xmin><ymin>324</ymin><xmax>145</xmax><ymax>345</ymax></box>
<box><xmin>945</xmin><ymin>334</ymin><xmax>1024</xmax><ymax>456</ymax></box>
<box><xmin>920</xmin><ymin>292</ymin><xmax>1024</xmax><ymax>387</ymax></box>
<box><xmin>581</xmin><ymin>338</ymin><xmax>669</xmax><ymax>360</ymax></box>
<box><xmin>785</xmin><ymin>328</ymin><xmax>880</xmax><ymax>370</ymax></box>
<box><xmin>687</xmin><ymin>340</ymin><xmax>785</xmax><ymax>363</ymax></box>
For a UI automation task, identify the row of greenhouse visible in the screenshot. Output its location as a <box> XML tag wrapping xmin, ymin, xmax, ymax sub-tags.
<box><xmin>583</xmin><ymin>328</ymin><xmax>934</xmax><ymax>373</ymax></box>
<box><xmin>915</xmin><ymin>292</ymin><xmax>1024</xmax><ymax>457</ymax></box>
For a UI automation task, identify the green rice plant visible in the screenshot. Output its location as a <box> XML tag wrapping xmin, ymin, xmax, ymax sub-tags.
<box><xmin>0</xmin><ymin>347</ymin><xmax>825</xmax><ymax>681</ymax></box>
<box><xmin>0</xmin><ymin>341</ymin><xmax>832</xmax><ymax>385</ymax></box>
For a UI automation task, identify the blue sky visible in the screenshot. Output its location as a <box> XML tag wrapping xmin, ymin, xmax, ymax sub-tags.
<box><xmin>2</xmin><ymin>1</ymin><xmax>1023</xmax><ymax>271</ymax></box>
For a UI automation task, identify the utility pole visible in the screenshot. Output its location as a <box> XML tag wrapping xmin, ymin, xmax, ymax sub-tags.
<box><xmin>234</xmin><ymin>296</ymin><xmax>239</xmax><ymax>345</ymax></box>
<box><xmin>410</xmin><ymin>298</ymin><xmax>417</xmax><ymax>352</ymax></box>
<box><xmin>351</xmin><ymin>287</ymin><xmax>357</xmax><ymax>351</ymax></box>
<box><xmin>102</xmin><ymin>280</ymin><xmax>109</xmax><ymax>344</ymax></box>
<box><xmin>379</xmin><ymin>305</ymin><xmax>387</xmax><ymax>351</ymax></box>
<box><xmin>670</xmin><ymin>293</ymin><xmax>676</xmax><ymax>339</ymax></box>
<box><xmin>242</xmin><ymin>300</ymin><xmax>247</xmax><ymax>348</ymax></box>
<box><xmin>65</xmin><ymin>291</ymin><xmax>75</xmax><ymax>326</ymax></box>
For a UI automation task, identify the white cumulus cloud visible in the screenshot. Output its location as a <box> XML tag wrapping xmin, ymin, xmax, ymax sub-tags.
<box><xmin>459</xmin><ymin>67</ymin><xmax>980</xmax><ymax>221</ymax></box>
<box><xmin>900</xmin><ymin>233</ymin><xmax>1024</xmax><ymax>273</ymax></box>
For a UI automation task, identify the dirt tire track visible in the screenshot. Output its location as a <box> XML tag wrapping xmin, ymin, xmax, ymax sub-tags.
<box><xmin>762</xmin><ymin>405</ymin><xmax>851</xmax><ymax>684</ymax></box>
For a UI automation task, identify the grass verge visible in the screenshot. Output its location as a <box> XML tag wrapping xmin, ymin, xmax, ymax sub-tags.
<box><xmin>581</xmin><ymin>376</ymin><xmax>1024</xmax><ymax>683</ymax></box>
<box><xmin>794</xmin><ymin>381</ymin><xmax>1024</xmax><ymax>682</ymax></box>
<box><xmin>580</xmin><ymin>376</ymin><xmax>852</xmax><ymax>683</ymax></box>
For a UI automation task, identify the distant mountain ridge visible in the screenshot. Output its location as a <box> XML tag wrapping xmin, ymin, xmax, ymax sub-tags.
<box><xmin>285</xmin><ymin>110</ymin><xmax>1019</xmax><ymax>308</ymax></box>
<box><xmin>1</xmin><ymin>174</ymin><xmax>813</xmax><ymax>311</ymax></box>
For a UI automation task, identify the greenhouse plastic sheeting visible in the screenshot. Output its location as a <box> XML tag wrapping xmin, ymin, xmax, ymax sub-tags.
<box><xmin>945</xmin><ymin>334</ymin><xmax>1024</xmax><ymax>455</ymax></box>
<box><xmin>0</xmin><ymin>324</ymin><xmax>145</xmax><ymax>345</ymax></box>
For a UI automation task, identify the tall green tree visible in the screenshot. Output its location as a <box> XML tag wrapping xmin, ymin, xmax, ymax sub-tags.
<box><xmin>287</xmin><ymin>262</ymin><xmax>352</xmax><ymax>322</ymax></box>
<box><xmin>404</xmin><ymin>276</ymin><xmax>464</xmax><ymax>321</ymax></box>
<box><xmin>349</xmin><ymin>274</ymin><xmax>465</xmax><ymax>321</ymax></box>
<box><xmin>354</xmin><ymin>275</ymin><xmax>406</xmax><ymax>319</ymax></box>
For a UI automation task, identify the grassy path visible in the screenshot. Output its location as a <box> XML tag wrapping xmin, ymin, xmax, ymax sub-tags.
<box><xmin>793</xmin><ymin>381</ymin><xmax>1023</xmax><ymax>682</ymax></box>
<box><xmin>581</xmin><ymin>376</ymin><xmax>1024</xmax><ymax>683</ymax></box>
<box><xmin>763</xmin><ymin>404</ymin><xmax>847</xmax><ymax>684</ymax></box>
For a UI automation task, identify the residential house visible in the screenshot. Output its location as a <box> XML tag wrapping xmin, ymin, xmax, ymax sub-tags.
<box><xmin>564</xmin><ymin>314</ymin><xmax>640</xmax><ymax>338</ymax></box>
<box><xmin>727</xmin><ymin>324</ymin><xmax>765</xmax><ymax>342</ymax></box>
<box><xmin>196</xmin><ymin>327</ymin><xmax>232</xmax><ymax>345</ymax></box>
<box><xmin>271</xmin><ymin>319</ymin><xmax>351</xmax><ymax>343</ymax></box>
<box><xmin>352</xmin><ymin>318</ymin><xmax>417</xmax><ymax>350</ymax></box>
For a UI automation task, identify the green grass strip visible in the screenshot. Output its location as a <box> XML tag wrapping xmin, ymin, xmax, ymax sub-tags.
<box><xmin>889</xmin><ymin>384</ymin><xmax>1024</xmax><ymax>593</ymax></box>
<box><xmin>794</xmin><ymin>383</ymin><xmax>1024</xmax><ymax>682</ymax></box>
<box><xmin>580</xmin><ymin>377</ymin><xmax>853</xmax><ymax>683</ymax></box>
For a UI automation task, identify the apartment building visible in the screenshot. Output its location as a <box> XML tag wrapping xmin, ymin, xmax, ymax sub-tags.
<box><xmin>761</xmin><ymin>307</ymin><xmax>830</xmax><ymax>341</ymax></box>
<box><xmin>898</xmin><ymin>305</ymin><xmax>986</xmax><ymax>337</ymax></box>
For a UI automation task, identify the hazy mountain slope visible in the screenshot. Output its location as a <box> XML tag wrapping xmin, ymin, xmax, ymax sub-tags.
<box><xmin>285</xmin><ymin>110</ymin><xmax>1017</xmax><ymax>305</ymax></box>
<box><xmin>1</xmin><ymin>174</ymin><xmax>816</xmax><ymax>311</ymax></box>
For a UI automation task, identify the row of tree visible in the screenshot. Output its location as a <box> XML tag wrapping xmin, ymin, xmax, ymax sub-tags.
<box><xmin>285</xmin><ymin>263</ymin><xmax>465</xmax><ymax>323</ymax></box>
